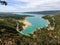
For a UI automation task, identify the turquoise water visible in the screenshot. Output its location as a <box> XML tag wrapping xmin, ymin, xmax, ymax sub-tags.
<box><xmin>20</xmin><ymin>15</ymin><xmax>49</xmax><ymax>35</ymax></box>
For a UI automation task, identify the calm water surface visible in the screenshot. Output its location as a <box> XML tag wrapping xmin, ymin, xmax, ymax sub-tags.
<box><xmin>20</xmin><ymin>14</ymin><xmax>49</xmax><ymax>35</ymax></box>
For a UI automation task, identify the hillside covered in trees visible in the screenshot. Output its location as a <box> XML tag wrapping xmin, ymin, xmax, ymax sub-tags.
<box><xmin>0</xmin><ymin>13</ymin><xmax>60</xmax><ymax>45</ymax></box>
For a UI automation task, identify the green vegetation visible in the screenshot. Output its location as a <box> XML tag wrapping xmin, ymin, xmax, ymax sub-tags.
<box><xmin>0</xmin><ymin>13</ymin><xmax>32</xmax><ymax>19</ymax></box>
<box><xmin>0</xmin><ymin>13</ymin><xmax>27</xmax><ymax>36</ymax></box>
<box><xmin>0</xmin><ymin>13</ymin><xmax>60</xmax><ymax>45</ymax></box>
<box><xmin>17</xmin><ymin>13</ymin><xmax>60</xmax><ymax>45</ymax></box>
<box><xmin>42</xmin><ymin>13</ymin><xmax>60</xmax><ymax>45</ymax></box>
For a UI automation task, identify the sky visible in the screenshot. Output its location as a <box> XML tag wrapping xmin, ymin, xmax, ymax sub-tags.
<box><xmin>0</xmin><ymin>0</ymin><xmax>60</xmax><ymax>12</ymax></box>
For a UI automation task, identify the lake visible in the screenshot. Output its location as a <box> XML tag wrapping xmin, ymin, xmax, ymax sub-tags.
<box><xmin>20</xmin><ymin>14</ymin><xmax>49</xmax><ymax>35</ymax></box>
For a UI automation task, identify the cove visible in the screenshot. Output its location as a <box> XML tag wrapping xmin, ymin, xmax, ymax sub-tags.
<box><xmin>20</xmin><ymin>14</ymin><xmax>49</xmax><ymax>35</ymax></box>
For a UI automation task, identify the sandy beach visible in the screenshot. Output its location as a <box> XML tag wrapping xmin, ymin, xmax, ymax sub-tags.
<box><xmin>18</xmin><ymin>19</ymin><xmax>31</xmax><ymax>30</ymax></box>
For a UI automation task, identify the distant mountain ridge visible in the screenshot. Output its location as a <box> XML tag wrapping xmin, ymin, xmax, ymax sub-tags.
<box><xmin>24</xmin><ymin>10</ymin><xmax>60</xmax><ymax>15</ymax></box>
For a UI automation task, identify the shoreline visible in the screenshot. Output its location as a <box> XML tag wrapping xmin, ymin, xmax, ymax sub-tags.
<box><xmin>45</xmin><ymin>19</ymin><xmax>50</xmax><ymax>27</ymax></box>
<box><xmin>18</xmin><ymin>18</ymin><xmax>31</xmax><ymax>30</ymax></box>
<box><xmin>31</xmin><ymin>19</ymin><xmax>50</xmax><ymax>34</ymax></box>
<box><xmin>19</xmin><ymin>16</ymin><xmax>50</xmax><ymax>35</ymax></box>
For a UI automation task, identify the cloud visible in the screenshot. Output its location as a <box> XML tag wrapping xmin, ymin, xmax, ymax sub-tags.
<box><xmin>0</xmin><ymin>5</ymin><xmax>16</xmax><ymax>12</ymax></box>
<box><xmin>11</xmin><ymin>0</ymin><xmax>60</xmax><ymax>9</ymax></box>
<box><xmin>0</xmin><ymin>0</ymin><xmax>60</xmax><ymax>12</ymax></box>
